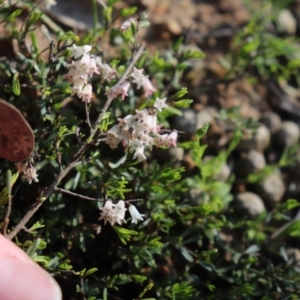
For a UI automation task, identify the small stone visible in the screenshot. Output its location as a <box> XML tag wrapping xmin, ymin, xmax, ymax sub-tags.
<box><xmin>214</xmin><ymin>163</ymin><xmax>231</xmax><ymax>182</ymax></box>
<box><xmin>235</xmin><ymin>192</ymin><xmax>265</xmax><ymax>217</ymax></box>
<box><xmin>254</xmin><ymin>172</ymin><xmax>286</xmax><ymax>207</ymax></box>
<box><xmin>260</xmin><ymin>111</ymin><xmax>282</xmax><ymax>134</ymax></box>
<box><xmin>154</xmin><ymin>147</ymin><xmax>184</xmax><ymax>162</ymax></box>
<box><xmin>196</xmin><ymin>107</ymin><xmax>216</xmax><ymax>130</ymax></box>
<box><xmin>238</xmin><ymin>124</ymin><xmax>270</xmax><ymax>151</ymax></box>
<box><xmin>172</xmin><ymin>108</ymin><xmax>197</xmax><ymax>135</ymax></box>
<box><xmin>203</xmin><ymin>156</ymin><xmax>230</xmax><ymax>181</ymax></box>
<box><xmin>186</xmin><ymin>188</ymin><xmax>209</xmax><ymax>206</ymax></box>
<box><xmin>277</xmin><ymin>9</ymin><xmax>297</xmax><ymax>35</ymax></box>
<box><xmin>235</xmin><ymin>150</ymin><xmax>266</xmax><ymax>176</ymax></box>
<box><xmin>274</xmin><ymin>121</ymin><xmax>300</xmax><ymax>148</ymax></box>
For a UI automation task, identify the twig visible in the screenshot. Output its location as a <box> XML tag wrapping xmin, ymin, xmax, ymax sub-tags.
<box><xmin>2</xmin><ymin>191</ymin><xmax>11</xmax><ymax>236</ymax></box>
<box><xmin>54</xmin><ymin>138</ymin><xmax>63</xmax><ymax>172</ymax></box>
<box><xmin>7</xmin><ymin>44</ymin><xmax>145</xmax><ymax>240</ymax></box>
<box><xmin>55</xmin><ymin>187</ymin><xmax>99</xmax><ymax>201</ymax></box>
<box><xmin>7</xmin><ymin>161</ymin><xmax>82</xmax><ymax>240</ymax></box>
<box><xmin>85</xmin><ymin>102</ymin><xmax>92</xmax><ymax>132</ymax></box>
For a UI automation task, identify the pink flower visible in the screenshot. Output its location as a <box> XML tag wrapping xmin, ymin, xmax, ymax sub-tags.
<box><xmin>131</xmin><ymin>67</ymin><xmax>156</xmax><ymax>97</ymax></box>
<box><xmin>88</xmin><ymin>58</ymin><xmax>100</xmax><ymax>77</ymax></box>
<box><xmin>167</xmin><ymin>131</ymin><xmax>178</xmax><ymax>147</ymax></box>
<box><xmin>143</xmin><ymin>77</ymin><xmax>156</xmax><ymax>97</ymax></box>
<box><xmin>106</xmin><ymin>81</ymin><xmax>130</xmax><ymax>101</ymax></box>
<box><xmin>82</xmin><ymin>84</ymin><xmax>93</xmax><ymax>103</ymax></box>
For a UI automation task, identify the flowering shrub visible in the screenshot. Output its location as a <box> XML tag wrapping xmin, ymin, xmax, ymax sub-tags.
<box><xmin>1</xmin><ymin>1</ymin><xmax>300</xmax><ymax>299</ymax></box>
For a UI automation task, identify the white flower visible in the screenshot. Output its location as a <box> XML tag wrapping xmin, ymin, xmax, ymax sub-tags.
<box><xmin>154</xmin><ymin>97</ymin><xmax>168</xmax><ymax>112</ymax></box>
<box><xmin>128</xmin><ymin>204</ymin><xmax>145</xmax><ymax>224</ymax></box>
<box><xmin>68</xmin><ymin>44</ymin><xmax>92</xmax><ymax>59</ymax></box>
<box><xmin>114</xmin><ymin>200</ymin><xmax>127</xmax><ymax>225</ymax></box>
<box><xmin>82</xmin><ymin>84</ymin><xmax>93</xmax><ymax>103</ymax></box>
<box><xmin>88</xmin><ymin>58</ymin><xmax>100</xmax><ymax>77</ymax></box>
<box><xmin>44</xmin><ymin>0</ymin><xmax>57</xmax><ymax>9</ymax></box>
<box><xmin>131</xmin><ymin>67</ymin><xmax>156</xmax><ymax>97</ymax></box>
<box><xmin>17</xmin><ymin>161</ymin><xmax>38</xmax><ymax>184</ymax></box>
<box><xmin>106</xmin><ymin>81</ymin><xmax>130</xmax><ymax>101</ymax></box>
<box><xmin>99</xmin><ymin>200</ymin><xmax>127</xmax><ymax>226</ymax></box>
<box><xmin>119</xmin><ymin>18</ymin><xmax>136</xmax><ymax>31</ymax></box>
<box><xmin>95</xmin><ymin>57</ymin><xmax>117</xmax><ymax>82</ymax></box>
<box><xmin>99</xmin><ymin>200</ymin><xmax>114</xmax><ymax>225</ymax></box>
<box><xmin>131</xmin><ymin>67</ymin><xmax>145</xmax><ymax>85</ymax></box>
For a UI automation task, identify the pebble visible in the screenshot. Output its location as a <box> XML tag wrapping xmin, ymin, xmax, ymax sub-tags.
<box><xmin>277</xmin><ymin>9</ymin><xmax>297</xmax><ymax>35</ymax></box>
<box><xmin>260</xmin><ymin>111</ymin><xmax>282</xmax><ymax>134</ymax></box>
<box><xmin>186</xmin><ymin>188</ymin><xmax>209</xmax><ymax>206</ymax></box>
<box><xmin>203</xmin><ymin>156</ymin><xmax>230</xmax><ymax>181</ymax></box>
<box><xmin>253</xmin><ymin>172</ymin><xmax>286</xmax><ymax>207</ymax></box>
<box><xmin>235</xmin><ymin>150</ymin><xmax>266</xmax><ymax>176</ymax></box>
<box><xmin>172</xmin><ymin>108</ymin><xmax>197</xmax><ymax>135</ymax></box>
<box><xmin>274</xmin><ymin>121</ymin><xmax>300</xmax><ymax>148</ymax></box>
<box><xmin>154</xmin><ymin>147</ymin><xmax>184</xmax><ymax>162</ymax></box>
<box><xmin>235</xmin><ymin>192</ymin><xmax>265</xmax><ymax>217</ymax></box>
<box><xmin>238</xmin><ymin>124</ymin><xmax>270</xmax><ymax>151</ymax></box>
<box><xmin>196</xmin><ymin>107</ymin><xmax>216</xmax><ymax>130</ymax></box>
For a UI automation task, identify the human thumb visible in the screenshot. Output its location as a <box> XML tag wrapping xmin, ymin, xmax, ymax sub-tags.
<box><xmin>0</xmin><ymin>234</ymin><xmax>62</xmax><ymax>300</ymax></box>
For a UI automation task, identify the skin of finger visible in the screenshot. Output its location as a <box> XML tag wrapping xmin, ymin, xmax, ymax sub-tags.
<box><xmin>0</xmin><ymin>234</ymin><xmax>62</xmax><ymax>300</ymax></box>
<box><xmin>0</xmin><ymin>234</ymin><xmax>36</xmax><ymax>265</ymax></box>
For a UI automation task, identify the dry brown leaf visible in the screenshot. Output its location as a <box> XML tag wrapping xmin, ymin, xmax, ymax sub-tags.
<box><xmin>0</xmin><ymin>99</ymin><xmax>34</xmax><ymax>162</ymax></box>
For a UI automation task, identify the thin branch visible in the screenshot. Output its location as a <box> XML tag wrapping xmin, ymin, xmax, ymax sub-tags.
<box><xmin>55</xmin><ymin>187</ymin><xmax>99</xmax><ymax>201</ymax></box>
<box><xmin>85</xmin><ymin>102</ymin><xmax>92</xmax><ymax>132</ymax></box>
<box><xmin>54</xmin><ymin>138</ymin><xmax>63</xmax><ymax>172</ymax></box>
<box><xmin>2</xmin><ymin>189</ymin><xmax>12</xmax><ymax>236</ymax></box>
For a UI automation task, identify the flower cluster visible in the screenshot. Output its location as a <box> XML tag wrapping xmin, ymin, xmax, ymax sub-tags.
<box><xmin>66</xmin><ymin>45</ymin><xmax>100</xmax><ymax>103</ymax></box>
<box><xmin>105</xmin><ymin>97</ymin><xmax>178</xmax><ymax>161</ymax></box>
<box><xmin>17</xmin><ymin>160</ymin><xmax>38</xmax><ymax>184</ymax></box>
<box><xmin>99</xmin><ymin>200</ymin><xmax>144</xmax><ymax>225</ymax></box>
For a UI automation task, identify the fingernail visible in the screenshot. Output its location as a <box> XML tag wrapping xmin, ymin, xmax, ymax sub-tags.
<box><xmin>0</xmin><ymin>257</ymin><xmax>62</xmax><ymax>300</ymax></box>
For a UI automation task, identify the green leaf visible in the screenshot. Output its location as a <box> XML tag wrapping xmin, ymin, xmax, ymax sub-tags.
<box><xmin>12</xmin><ymin>72</ymin><xmax>21</xmax><ymax>96</ymax></box>
<box><xmin>26</xmin><ymin>12</ymin><xmax>42</xmax><ymax>30</ymax></box>
<box><xmin>173</xmin><ymin>87</ymin><xmax>188</xmax><ymax>99</ymax></box>
<box><xmin>5</xmin><ymin>9</ymin><xmax>22</xmax><ymax>22</ymax></box>
<box><xmin>196</xmin><ymin>124</ymin><xmax>210</xmax><ymax>140</ymax></box>
<box><xmin>84</xmin><ymin>268</ymin><xmax>98</xmax><ymax>277</ymax></box>
<box><xmin>113</xmin><ymin>226</ymin><xmax>138</xmax><ymax>245</ymax></box>
<box><xmin>183</xmin><ymin>49</ymin><xmax>205</xmax><ymax>60</ymax></box>
<box><xmin>174</xmin><ymin>99</ymin><xmax>193</xmax><ymax>108</ymax></box>
<box><xmin>120</xmin><ymin>7</ymin><xmax>137</xmax><ymax>17</ymax></box>
<box><xmin>199</xmin><ymin>262</ymin><xmax>215</xmax><ymax>272</ymax></box>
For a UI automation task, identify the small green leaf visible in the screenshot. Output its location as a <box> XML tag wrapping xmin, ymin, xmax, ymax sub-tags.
<box><xmin>196</xmin><ymin>123</ymin><xmax>210</xmax><ymax>140</ymax></box>
<box><xmin>113</xmin><ymin>226</ymin><xmax>138</xmax><ymax>245</ymax></box>
<box><xmin>120</xmin><ymin>7</ymin><xmax>137</xmax><ymax>17</ymax></box>
<box><xmin>5</xmin><ymin>9</ymin><xmax>22</xmax><ymax>22</ymax></box>
<box><xmin>12</xmin><ymin>72</ymin><xmax>21</xmax><ymax>96</ymax></box>
<box><xmin>174</xmin><ymin>99</ymin><xmax>193</xmax><ymax>108</ymax></box>
<box><xmin>173</xmin><ymin>87</ymin><xmax>188</xmax><ymax>99</ymax></box>
<box><xmin>84</xmin><ymin>268</ymin><xmax>98</xmax><ymax>277</ymax></box>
